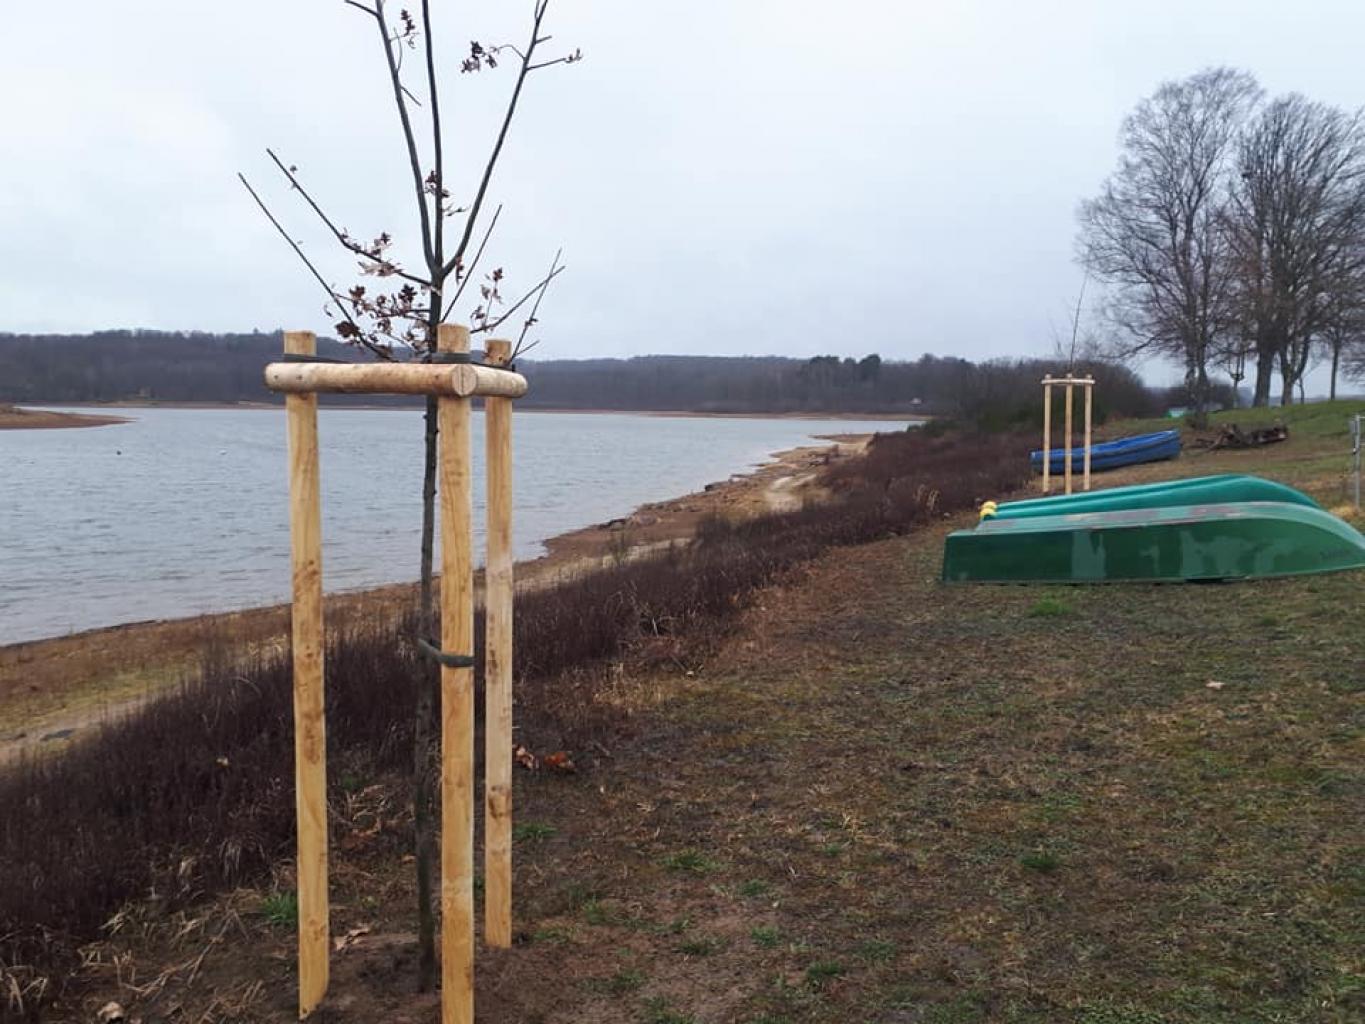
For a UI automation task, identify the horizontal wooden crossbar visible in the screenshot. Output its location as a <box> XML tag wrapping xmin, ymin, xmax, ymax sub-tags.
<box><xmin>263</xmin><ymin>361</ymin><xmax>528</xmax><ymax>399</ymax></box>
<box><xmin>1041</xmin><ymin>376</ymin><xmax>1096</xmax><ymax>387</ymax></box>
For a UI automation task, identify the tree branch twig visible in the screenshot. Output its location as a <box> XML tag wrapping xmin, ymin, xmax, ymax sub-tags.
<box><xmin>239</xmin><ymin>173</ymin><xmax>395</xmax><ymax>362</ymax></box>
<box><xmin>373</xmin><ymin>0</ymin><xmax>435</xmax><ymax>271</ymax></box>
<box><xmin>441</xmin><ymin>204</ymin><xmax>502</xmax><ymax>320</ymax></box>
<box><xmin>513</xmin><ymin>248</ymin><xmax>562</xmax><ymax>356</ymax></box>
<box><xmin>471</xmin><ymin>264</ymin><xmax>565</xmax><ymax>335</ymax></box>
<box><xmin>266</xmin><ymin>149</ymin><xmax>429</xmax><ymax>287</ymax></box>
<box><xmin>440</xmin><ymin>0</ymin><xmax>553</xmax><ymax>279</ymax></box>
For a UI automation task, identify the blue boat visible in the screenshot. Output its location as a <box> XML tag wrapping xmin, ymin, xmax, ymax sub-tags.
<box><xmin>1030</xmin><ymin>429</ymin><xmax>1181</xmax><ymax>475</ymax></box>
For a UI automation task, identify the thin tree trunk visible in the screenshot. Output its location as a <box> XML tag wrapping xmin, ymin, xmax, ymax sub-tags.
<box><xmin>1331</xmin><ymin>341</ymin><xmax>1341</xmax><ymax>401</ymax></box>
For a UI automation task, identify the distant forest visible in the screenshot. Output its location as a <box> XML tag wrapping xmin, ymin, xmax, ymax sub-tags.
<box><xmin>0</xmin><ymin>330</ymin><xmax>1167</xmax><ymax>421</ymax></box>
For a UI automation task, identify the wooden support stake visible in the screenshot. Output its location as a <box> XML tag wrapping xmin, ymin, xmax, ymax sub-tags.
<box><xmin>285</xmin><ymin>330</ymin><xmax>329</xmax><ymax>1019</ymax></box>
<box><xmin>437</xmin><ymin>324</ymin><xmax>475</xmax><ymax>1024</ymax></box>
<box><xmin>1042</xmin><ymin>380</ymin><xmax>1053</xmax><ymax>494</ymax></box>
<box><xmin>1063</xmin><ymin>382</ymin><xmax>1074</xmax><ymax>495</ymax></box>
<box><xmin>1083</xmin><ymin>381</ymin><xmax>1093</xmax><ymax>492</ymax></box>
<box><xmin>483</xmin><ymin>339</ymin><xmax>515</xmax><ymax>949</ymax></box>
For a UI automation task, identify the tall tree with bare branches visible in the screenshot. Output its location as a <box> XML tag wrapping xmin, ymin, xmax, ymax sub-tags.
<box><xmin>1325</xmin><ymin>261</ymin><xmax>1365</xmax><ymax>398</ymax></box>
<box><xmin>1228</xmin><ymin>94</ymin><xmax>1365</xmax><ymax>405</ymax></box>
<box><xmin>240</xmin><ymin>0</ymin><xmax>579</xmax><ymax>989</ymax></box>
<box><xmin>1079</xmin><ymin>67</ymin><xmax>1261</xmax><ymax>427</ymax></box>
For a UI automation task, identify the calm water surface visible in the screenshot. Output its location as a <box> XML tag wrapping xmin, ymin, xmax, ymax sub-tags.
<box><xmin>0</xmin><ymin>409</ymin><xmax>903</xmax><ymax>644</ymax></box>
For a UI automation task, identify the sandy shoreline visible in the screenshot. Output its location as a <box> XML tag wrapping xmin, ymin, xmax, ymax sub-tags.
<box><xmin>0</xmin><ymin>405</ymin><xmax>129</xmax><ymax>429</ymax></box>
<box><xmin>0</xmin><ymin>435</ymin><xmax>869</xmax><ymax>759</ymax></box>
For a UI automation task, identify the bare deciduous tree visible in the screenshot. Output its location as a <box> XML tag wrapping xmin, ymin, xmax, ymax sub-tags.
<box><xmin>1228</xmin><ymin>94</ymin><xmax>1365</xmax><ymax>405</ymax></box>
<box><xmin>1079</xmin><ymin>67</ymin><xmax>1260</xmax><ymax>427</ymax></box>
<box><xmin>1329</xmin><ymin>266</ymin><xmax>1365</xmax><ymax>395</ymax></box>
<box><xmin>240</xmin><ymin>0</ymin><xmax>579</xmax><ymax>990</ymax></box>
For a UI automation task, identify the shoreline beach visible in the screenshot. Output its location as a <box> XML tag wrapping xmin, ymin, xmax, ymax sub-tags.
<box><xmin>0</xmin><ymin>434</ymin><xmax>870</xmax><ymax>759</ymax></box>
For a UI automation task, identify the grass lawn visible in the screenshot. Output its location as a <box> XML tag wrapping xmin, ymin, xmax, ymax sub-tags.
<box><xmin>45</xmin><ymin>404</ymin><xmax>1365</xmax><ymax>1023</ymax></box>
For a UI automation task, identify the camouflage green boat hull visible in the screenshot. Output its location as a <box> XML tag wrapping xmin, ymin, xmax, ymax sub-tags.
<box><xmin>943</xmin><ymin>501</ymin><xmax>1365</xmax><ymax>583</ymax></box>
<box><xmin>983</xmin><ymin>474</ymin><xmax>1320</xmax><ymax>520</ymax></box>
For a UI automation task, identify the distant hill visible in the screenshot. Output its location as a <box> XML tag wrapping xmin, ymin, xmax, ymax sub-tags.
<box><xmin>0</xmin><ymin>331</ymin><xmax>929</xmax><ymax>413</ymax></box>
<box><xmin>0</xmin><ymin>330</ymin><xmax>1160</xmax><ymax>419</ymax></box>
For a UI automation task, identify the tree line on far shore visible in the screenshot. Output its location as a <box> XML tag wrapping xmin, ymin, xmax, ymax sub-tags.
<box><xmin>1079</xmin><ymin>67</ymin><xmax>1365</xmax><ymax>423</ymax></box>
<box><xmin>0</xmin><ymin>329</ymin><xmax>1178</xmax><ymax>423</ymax></box>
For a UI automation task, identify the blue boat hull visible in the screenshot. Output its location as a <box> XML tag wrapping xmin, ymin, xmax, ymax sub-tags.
<box><xmin>1030</xmin><ymin>430</ymin><xmax>1181</xmax><ymax>475</ymax></box>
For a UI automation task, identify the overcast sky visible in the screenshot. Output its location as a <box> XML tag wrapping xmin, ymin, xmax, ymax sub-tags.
<box><xmin>3</xmin><ymin>1</ymin><xmax>1363</xmax><ymax>383</ymax></box>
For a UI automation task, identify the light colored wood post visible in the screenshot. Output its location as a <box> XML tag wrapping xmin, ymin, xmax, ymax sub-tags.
<box><xmin>1083</xmin><ymin>380</ymin><xmax>1093</xmax><ymax>492</ymax></box>
<box><xmin>1042</xmin><ymin>380</ymin><xmax>1053</xmax><ymax>494</ymax></box>
<box><xmin>1063</xmin><ymin>382</ymin><xmax>1074</xmax><ymax>495</ymax></box>
<box><xmin>483</xmin><ymin>339</ymin><xmax>515</xmax><ymax>948</ymax></box>
<box><xmin>437</xmin><ymin>324</ymin><xmax>475</xmax><ymax>1024</ymax></box>
<box><xmin>284</xmin><ymin>330</ymin><xmax>329</xmax><ymax>1019</ymax></box>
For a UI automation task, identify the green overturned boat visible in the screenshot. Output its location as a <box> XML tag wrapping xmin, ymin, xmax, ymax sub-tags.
<box><xmin>981</xmin><ymin>474</ymin><xmax>1320</xmax><ymax>520</ymax></box>
<box><xmin>945</xmin><ymin>477</ymin><xmax>1365</xmax><ymax>583</ymax></box>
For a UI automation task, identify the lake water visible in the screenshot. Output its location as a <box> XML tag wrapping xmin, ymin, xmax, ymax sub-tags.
<box><xmin>0</xmin><ymin>408</ymin><xmax>904</xmax><ymax>645</ymax></box>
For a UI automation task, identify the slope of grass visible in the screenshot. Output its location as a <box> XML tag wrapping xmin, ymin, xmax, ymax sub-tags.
<box><xmin>1116</xmin><ymin>397</ymin><xmax>1365</xmax><ymax>441</ymax></box>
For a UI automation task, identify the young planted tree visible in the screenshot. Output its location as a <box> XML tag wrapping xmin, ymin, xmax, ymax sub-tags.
<box><xmin>1079</xmin><ymin>68</ymin><xmax>1260</xmax><ymax>427</ymax></box>
<box><xmin>240</xmin><ymin>0</ymin><xmax>578</xmax><ymax>990</ymax></box>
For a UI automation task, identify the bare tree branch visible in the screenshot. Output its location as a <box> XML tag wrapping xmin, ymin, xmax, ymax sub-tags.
<box><xmin>1067</xmin><ymin>273</ymin><xmax>1087</xmax><ymax>371</ymax></box>
<box><xmin>371</xmin><ymin>0</ymin><xmax>435</xmax><ymax>271</ymax></box>
<box><xmin>421</xmin><ymin>0</ymin><xmax>444</xmax><ymax>289</ymax></box>
<box><xmin>441</xmin><ymin>204</ymin><xmax>502</xmax><ymax>320</ymax></box>
<box><xmin>513</xmin><ymin>248</ymin><xmax>562</xmax><ymax>357</ymax></box>
<box><xmin>527</xmin><ymin>54</ymin><xmax>579</xmax><ymax>72</ymax></box>
<box><xmin>239</xmin><ymin>173</ymin><xmax>397</xmax><ymax>362</ymax></box>
<box><xmin>238</xmin><ymin>174</ymin><xmax>353</xmax><ymax>325</ymax></box>
<box><xmin>265</xmin><ymin>148</ymin><xmax>429</xmax><ymax>287</ymax></box>
<box><xmin>441</xmin><ymin>0</ymin><xmax>555</xmax><ymax>279</ymax></box>
<box><xmin>471</xmin><ymin>264</ymin><xmax>565</xmax><ymax>335</ymax></box>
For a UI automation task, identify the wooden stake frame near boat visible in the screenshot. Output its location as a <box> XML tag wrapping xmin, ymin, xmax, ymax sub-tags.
<box><xmin>1040</xmin><ymin>375</ymin><xmax>1095</xmax><ymax>495</ymax></box>
<box><xmin>267</xmin><ymin>327</ymin><xmax>527</xmax><ymax>1021</ymax></box>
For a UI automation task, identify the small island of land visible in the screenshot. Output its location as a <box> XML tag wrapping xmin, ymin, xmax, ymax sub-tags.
<box><xmin>0</xmin><ymin>404</ymin><xmax>128</xmax><ymax>430</ymax></box>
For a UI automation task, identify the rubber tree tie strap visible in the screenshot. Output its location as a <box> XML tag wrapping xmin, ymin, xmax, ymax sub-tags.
<box><xmin>416</xmin><ymin>636</ymin><xmax>476</xmax><ymax>668</ymax></box>
<box><xmin>430</xmin><ymin>351</ymin><xmax>479</xmax><ymax>365</ymax></box>
<box><xmin>279</xmin><ymin>353</ymin><xmax>352</xmax><ymax>364</ymax></box>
